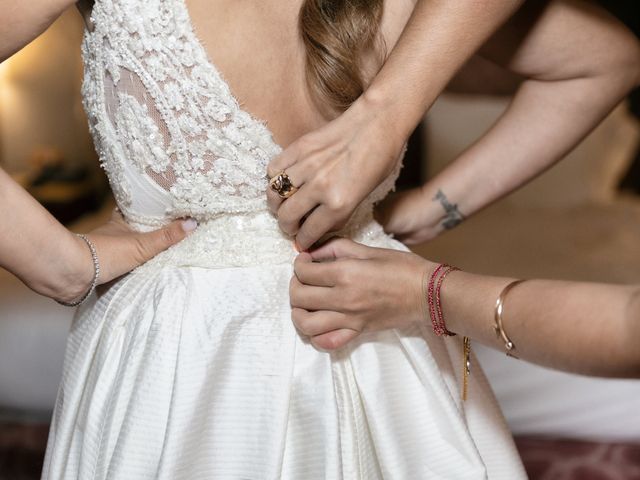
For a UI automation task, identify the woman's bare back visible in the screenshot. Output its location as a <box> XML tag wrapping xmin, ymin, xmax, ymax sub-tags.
<box><xmin>183</xmin><ymin>0</ymin><xmax>416</xmax><ymax>147</ymax></box>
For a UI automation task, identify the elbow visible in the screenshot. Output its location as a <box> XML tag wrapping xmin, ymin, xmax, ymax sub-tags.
<box><xmin>597</xmin><ymin>28</ymin><xmax>640</xmax><ymax>95</ymax></box>
<box><xmin>616</xmin><ymin>36</ymin><xmax>640</xmax><ymax>91</ymax></box>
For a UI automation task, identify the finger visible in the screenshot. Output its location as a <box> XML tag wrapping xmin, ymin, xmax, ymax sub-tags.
<box><xmin>278</xmin><ymin>187</ymin><xmax>319</xmax><ymax>237</ymax></box>
<box><xmin>309</xmin><ymin>237</ymin><xmax>372</xmax><ymax>262</ymax></box>
<box><xmin>293</xmin><ymin>253</ymin><xmax>338</xmax><ymax>287</ymax></box>
<box><xmin>267</xmin><ymin>187</ymin><xmax>284</xmax><ymax>214</ymax></box>
<box><xmin>311</xmin><ymin>328</ymin><xmax>360</xmax><ymax>351</ymax></box>
<box><xmin>267</xmin><ymin>140</ymin><xmax>304</xmax><ymax>179</ymax></box>
<box><xmin>132</xmin><ymin>218</ymin><xmax>197</xmax><ymax>264</ymax></box>
<box><xmin>394</xmin><ymin>233</ymin><xmax>423</xmax><ymax>246</ymax></box>
<box><xmin>267</xmin><ymin>161</ymin><xmax>307</xmax><ymax>218</ymax></box>
<box><xmin>289</xmin><ymin>275</ymin><xmax>338</xmax><ymax>311</ymax></box>
<box><xmin>291</xmin><ymin>308</ymin><xmax>349</xmax><ymax>336</ymax></box>
<box><xmin>295</xmin><ymin>205</ymin><xmax>342</xmax><ymax>252</ymax></box>
<box><xmin>393</xmin><ymin>225</ymin><xmax>436</xmax><ymax>245</ymax></box>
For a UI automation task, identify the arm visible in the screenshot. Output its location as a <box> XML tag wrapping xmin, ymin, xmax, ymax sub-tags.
<box><xmin>289</xmin><ymin>238</ymin><xmax>640</xmax><ymax>378</ymax></box>
<box><xmin>442</xmin><ymin>267</ymin><xmax>640</xmax><ymax>379</ymax></box>
<box><xmin>362</xmin><ymin>0</ymin><xmax>526</xmax><ymax>143</ymax></box>
<box><xmin>382</xmin><ymin>0</ymin><xmax>640</xmax><ymax>243</ymax></box>
<box><xmin>268</xmin><ymin>0</ymin><xmax>524</xmax><ymax>250</ymax></box>
<box><xmin>0</xmin><ymin>3</ymin><xmax>193</xmax><ymax>303</ymax></box>
<box><xmin>0</xmin><ymin>168</ymin><xmax>196</xmax><ymax>304</ymax></box>
<box><xmin>0</xmin><ymin>0</ymin><xmax>77</xmax><ymax>62</ymax></box>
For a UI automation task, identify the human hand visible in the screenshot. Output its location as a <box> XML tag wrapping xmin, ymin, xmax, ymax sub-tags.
<box><xmin>267</xmin><ymin>96</ymin><xmax>406</xmax><ymax>251</ymax></box>
<box><xmin>62</xmin><ymin>210</ymin><xmax>197</xmax><ymax>302</ymax></box>
<box><xmin>376</xmin><ymin>183</ymin><xmax>466</xmax><ymax>245</ymax></box>
<box><xmin>89</xmin><ymin>210</ymin><xmax>197</xmax><ymax>284</ymax></box>
<box><xmin>289</xmin><ymin>237</ymin><xmax>431</xmax><ymax>351</ymax></box>
<box><xmin>375</xmin><ymin>187</ymin><xmax>441</xmax><ymax>245</ymax></box>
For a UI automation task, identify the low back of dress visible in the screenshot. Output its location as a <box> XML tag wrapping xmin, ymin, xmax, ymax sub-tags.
<box><xmin>83</xmin><ymin>0</ymin><xmax>397</xmax><ymax>262</ymax></box>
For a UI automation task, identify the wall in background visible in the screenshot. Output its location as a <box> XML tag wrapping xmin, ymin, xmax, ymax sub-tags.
<box><xmin>0</xmin><ymin>8</ymin><xmax>96</xmax><ymax>174</ymax></box>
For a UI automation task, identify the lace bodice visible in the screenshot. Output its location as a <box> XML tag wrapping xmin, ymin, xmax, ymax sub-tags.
<box><xmin>82</xmin><ymin>0</ymin><xmax>401</xmax><ymax>267</ymax></box>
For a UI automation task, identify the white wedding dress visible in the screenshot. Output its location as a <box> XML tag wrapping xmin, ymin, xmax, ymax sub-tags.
<box><xmin>42</xmin><ymin>1</ymin><xmax>526</xmax><ymax>478</ymax></box>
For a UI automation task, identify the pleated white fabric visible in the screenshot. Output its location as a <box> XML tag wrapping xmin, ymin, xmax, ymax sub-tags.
<box><xmin>44</xmin><ymin>253</ymin><xmax>525</xmax><ymax>479</ymax></box>
<box><xmin>42</xmin><ymin>0</ymin><xmax>527</xmax><ymax>478</ymax></box>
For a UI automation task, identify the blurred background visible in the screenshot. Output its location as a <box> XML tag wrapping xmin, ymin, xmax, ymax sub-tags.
<box><xmin>1</xmin><ymin>4</ymin><xmax>639</xmax><ymax>480</ymax></box>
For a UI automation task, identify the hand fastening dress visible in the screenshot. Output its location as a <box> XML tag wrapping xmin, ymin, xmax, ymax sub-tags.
<box><xmin>42</xmin><ymin>1</ymin><xmax>527</xmax><ymax>478</ymax></box>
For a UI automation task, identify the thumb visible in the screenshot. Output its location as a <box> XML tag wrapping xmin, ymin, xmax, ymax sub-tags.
<box><xmin>311</xmin><ymin>328</ymin><xmax>359</xmax><ymax>351</ymax></box>
<box><xmin>309</xmin><ymin>237</ymin><xmax>371</xmax><ymax>262</ymax></box>
<box><xmin>133</xmin><ymin>218</ymin><xmax>197</xmax><ymax>263</ymax></box>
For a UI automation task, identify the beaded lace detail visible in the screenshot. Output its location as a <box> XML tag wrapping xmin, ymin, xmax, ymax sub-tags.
<box><xmin>81</xmin><ymin>0</ymin><xmax>401</xmax><ymax>267</ymax></box>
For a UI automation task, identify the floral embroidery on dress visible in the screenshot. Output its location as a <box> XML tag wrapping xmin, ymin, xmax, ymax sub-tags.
<box><xmin>81</xmin><ymin>0</ymin><xmax>400</xmax><ymax>228</ymax></box>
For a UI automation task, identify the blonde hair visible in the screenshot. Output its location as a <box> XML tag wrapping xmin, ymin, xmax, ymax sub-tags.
<box><xmin>300</xmin><ymin>0</ymin><xmax>385</xmax><ymax>115</ymax></box>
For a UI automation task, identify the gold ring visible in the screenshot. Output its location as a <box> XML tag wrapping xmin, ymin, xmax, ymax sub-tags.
<box><xmin>269</xmin><ymin>171</ymin><xmax>299</xmax><ymax>199</ymax></box>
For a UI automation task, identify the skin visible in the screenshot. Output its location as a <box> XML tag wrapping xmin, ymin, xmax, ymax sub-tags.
<box><xmin>0</xmin><ymin>0</ymin><xmax>78</xmax><ymax>62</ymax></box>
<box><xmin>0</xmin><ymin>168</ymin><xmax>196</xmax><ymax>303</ymax></box>
<box><xmin>161</xmin><ymin>1</ymin><xmax>638</xmax><ymax>382</ymax></box>
<box><xmin>0</xmin><ymin>0</ymin><xmax>525</xmax><ymax>300</ymax></box>
<box><xmin>380</xmin><ymin>0</ymin><xmax>640</xmax><ymax>244</ymax></box>
<box><xmin>267</xmin><ymin>0</ymin><xmax>526</xmax><ymax>250</ymax></box>
<box><xmin>0</xmin><ymin>0</ymin><xmax>195</xmax><ymax>303</ymax></box>
<box><xmin>0</xmin><ymin>0</ymin><xmax>467</xmax><ymax>302</ymax></box>
<box><xmin>290</xmin><ymin>238</ymin><xmax>640</xmax><ymax>379</ymax></box>
<box><xmin>268</xmin><ymin>0</ymin><xmax>640</xmax><ymax>249</ymax></box>
<box><xmin>281</xmin><ymin>1</ymin><xmax>640</xmax><ymax>377</ymax></box>
<box><xmin>3</xmin><ymin>1</ymin><xmax>637</xmax><ymax>308</ymax></box>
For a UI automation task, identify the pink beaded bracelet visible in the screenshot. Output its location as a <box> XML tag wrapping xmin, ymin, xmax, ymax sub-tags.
<box><xmin>425</xmin><ymin>264</ymin><xmax>472</xmax><ymax>401</ymax></box>
<box><xmin>426</xmin><ymin>263</ymin><xmax>458</xmax><ymax>336</ymax></box>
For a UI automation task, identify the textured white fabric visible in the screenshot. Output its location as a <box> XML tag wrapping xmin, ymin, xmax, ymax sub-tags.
<box><xmin>475</xmin><ymin>344</ymin><xmax>640</xmax><ymax>443</ymax></box>
<box><xmin>42</xmin><ymin>0</ymin><xmax>526</xmax><ymax>478</ymax></box>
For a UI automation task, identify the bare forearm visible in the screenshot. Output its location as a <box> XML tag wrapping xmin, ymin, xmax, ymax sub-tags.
<box><xmin>423</xmin><ymin>71</ymin><xmax>636</xmax><ymax>229</ymax></box>
<box><xmin>442</xmin><ymin>271</ymin><xmax>640</xmax><ymax>378</ymax></box>
<box><xmin>0</xmin><ymin>0</ymin><xmax>75</xmax><ymax>62</ymax></box>
<box><xmin>272</xmin><ymin>0</ymin><xmax>525</xmax><ymax>249</ymax></box>
<box><xmin>413</xmin><ymin>0</ymin><xmax>640</xmax><ymax>236</ymax></box>
<box><xmin>0</xmin><ymin>168</ymin><xmax>89</xmax><ymax>300</ymax></box>
<box><xmin>362</xmin><ymin>0</ymin><xmax>524</xmax><ymax>141</ymax></box>
<box><xmin>294</xmin><ymin>239</ymin><xmax>640</xmax><ymax>377</ymax></box>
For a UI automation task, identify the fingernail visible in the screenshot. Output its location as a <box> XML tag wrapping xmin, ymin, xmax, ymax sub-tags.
<box><xmin>295</xmin><ymin>240</ymin><xmax>309</xmax><ymax>253</ymax></box>
<box><xmin>181</xmin><ymin>218</ymin><xmax>198</xmax><ymax>232</ymax></box>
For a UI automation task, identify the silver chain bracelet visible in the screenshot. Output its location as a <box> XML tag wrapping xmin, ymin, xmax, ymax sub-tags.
<box><xmin>56</xmin><ymin>234</ymin><xmax>101</xmax><ymax>307</ymax></box>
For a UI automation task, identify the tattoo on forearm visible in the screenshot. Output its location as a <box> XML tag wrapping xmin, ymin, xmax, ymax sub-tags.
<box><xmin>433</xmin><ymin>190</ymin><xmax>465</xmax><ymax>230</ymax></box>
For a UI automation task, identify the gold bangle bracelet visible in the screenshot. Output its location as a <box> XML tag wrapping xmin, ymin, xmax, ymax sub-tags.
<box><xmin>493</xmin><ymin>279</ymin><xmax>525</xmax><ymax>358</ymax></box>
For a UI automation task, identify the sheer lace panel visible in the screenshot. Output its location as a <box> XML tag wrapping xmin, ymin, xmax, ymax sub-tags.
<box><xmin>81</xmin><ymin>0</ymin><xmax>401</xmax><ymax>225</ymax></box>
<box><xmin>104</xmin><ymin>67</ymin><xmax>177</xmax><ymax>191</ymax></box>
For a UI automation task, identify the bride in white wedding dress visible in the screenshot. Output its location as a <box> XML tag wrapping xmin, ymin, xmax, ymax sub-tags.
<box><xmin>42</xmin><ymin>0</ymin><xmax>526</xmax><ymax>478</ymax></box>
